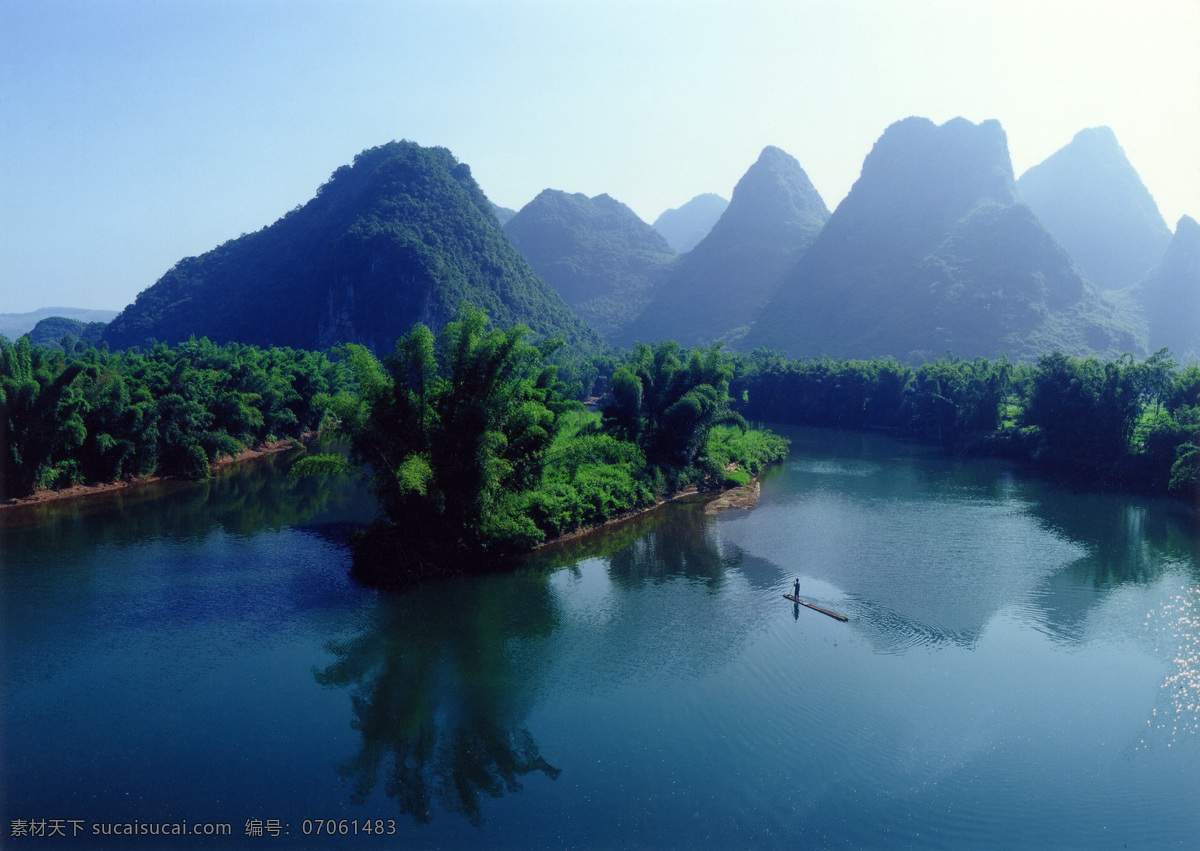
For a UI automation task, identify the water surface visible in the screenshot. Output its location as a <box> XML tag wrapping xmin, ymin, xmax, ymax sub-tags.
<box><xmin>3</xmin><ymin>429</ymin><xmax>1197</xmax><ymax>847</ymax></box>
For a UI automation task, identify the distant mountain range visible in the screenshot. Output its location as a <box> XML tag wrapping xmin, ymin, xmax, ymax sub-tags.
<box><xmin>0</xmin><ymin>307</ymin><xmax>118</xmax><ymax>341</ymax></box>
<box><xmin>1017</xmin><ymin>127</ymin><xmax>1171</xmax><ymax>291</ymax></box>
<box><xmin>744</xmin><ymin>118</ymin><xmax>1141</xmax><ymax>361</ymax></box>
<box><xmin>618</xmin><ymin>146</ymin><xmax>829</xmax><ymax>349</ymax></box>
<box><xmin>101</xmin><ymin>141</ymin><xmax>600</xmax><ymax>353</ymax></box>
<box><xmin>49</xmin><ymin>119</ymin><xmax>1193</xmax><ymax>365</ymax></box>
<box><xmin>652</xmin><ymin>193</ymin><xmax>728</xmax><ymax>253</ymax></box>
<box><xmin>503</xmin><ymin>190</ymin><xmax>676</xmax><ymax>339</ymax></box>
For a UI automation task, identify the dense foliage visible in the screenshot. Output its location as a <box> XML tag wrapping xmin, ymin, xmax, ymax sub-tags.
<box><xmin>0</xmin><ymin>335</ymin><xmax>349</xmax><ymax>499</ymax></box>
<box><xmin>730</xmin><ymin>347</ymin><xmax>1199</xmax><ymax>497</ymax></box>
<box><xmin>296</xmin><ymin>310</ymin><xmax>787</xmax><ymax>583</ymax></box>
<box><xmin>295</xmin><ymin>306</ymin><xmax>578</xmax><ymax>573</ymax></box>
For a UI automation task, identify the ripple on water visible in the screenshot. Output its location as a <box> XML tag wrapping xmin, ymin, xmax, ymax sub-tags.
<box><xmin>789</xmin><ymin>459</ymin><xmax>882</xmax><ymax>478</ymax></box>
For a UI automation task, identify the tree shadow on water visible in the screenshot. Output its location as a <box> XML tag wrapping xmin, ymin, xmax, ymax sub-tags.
<box><xmin>314</xmin><ymin>571</ymin><xmax>561</xmax><ymax>826</ymax></box>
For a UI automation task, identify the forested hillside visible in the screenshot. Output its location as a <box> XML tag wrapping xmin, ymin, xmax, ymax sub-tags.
<box><xmin>101</xmin><ymin>141</ymin><xmax>600</xmax><ymax>355</ymax></box>
<box><xmin>27</xmin><ymin>317</ymin><xmax>106</xmax><ymax>351</ymax></box>
<box><xmin>503</xmin><ymin>190</ymin><xmax>676</xmax><ymax>340</ymax></box>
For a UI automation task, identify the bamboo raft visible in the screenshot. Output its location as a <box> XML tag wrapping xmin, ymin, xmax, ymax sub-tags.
<box><xmin>783</xmin><ymin>593</ymin><xmax>849</xmax><ymax>622</ymax></box>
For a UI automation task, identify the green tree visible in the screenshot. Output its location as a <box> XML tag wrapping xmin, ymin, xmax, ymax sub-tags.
<box><xmin>603</xmin><ymin>341</ymin><xmax>746</xmax><ymax>481</ymax></box>
<box><xmin>0</xmin><ymin>337</ymin><xmax>87</xmax><ymax>497</ymax></box>
<box><xmin>296</xmin><ymin>305</ymin><xmax>575</xmax><ymax>578</ymax></box>
<box><xmin>1023</xmin><ymin>352</ymin><xmax>1143</xmax><ymax>470</ymax></box>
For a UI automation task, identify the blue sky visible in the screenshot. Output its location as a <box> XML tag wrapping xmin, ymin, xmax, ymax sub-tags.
<box><xmin>2</xmin><ymin>0</ymin><xmax>1198</xmax><ymax>314</ymax></box>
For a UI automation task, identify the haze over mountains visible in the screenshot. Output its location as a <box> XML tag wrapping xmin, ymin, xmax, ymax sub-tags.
<box><xmin>22</xmin><ymin>117</ymin><xmax>1192</xmax><ymax>366</ymax></box>
<box><xmin>652</xmin><ymin>194</ymin><xmax>729</xmax><ymax>253</ymax></box>
<box><xmin>0</xmin><ymin>307</ymin><xmax>118</xmax><ymax>341</ymax></box>
<box><xmin>1133</xmin><ymin>214</ymin><xmax>1200</xmax><ymax>361</ymax></box>
<box><xmin>619</xmin><ymin>146</ymin><xmax>829</xmax><ymax>349</ymax></box>
<box><xmin>744</xmin><ymin>117</ymin><xmax>1140</xmax><ymax>361</ymax></box>
<box><xmin>1017</xmin><ymin>127</ymin><xmax>1172</xmax><ymax>291</ymax></box>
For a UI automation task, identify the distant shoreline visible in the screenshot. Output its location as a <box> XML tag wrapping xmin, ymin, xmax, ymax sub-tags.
<box><xmin>0</xmin><ymin>435</ymin><xmax>308</xmax><ymax>514</ymax></box>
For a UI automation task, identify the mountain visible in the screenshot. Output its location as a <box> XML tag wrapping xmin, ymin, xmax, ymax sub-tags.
<box><xmin>0</xmin><ymin>307</ymin><xmax>117</xmax><ymax>341</ymax></box>
<box><xmin>27</xmin><ymin>316</ymin><xmax>107</xmax><ymax>350</ymax></box>
<box><xmin>744</xmin><ymin>117</ymin><xmax>1142</xmax><ymax>362</ymax></box>
<box><xmin>1132</xmin><ymin>215</ymin><xmax>1200</xmax><ymax>362</ymax></box>
<box><xmin>652</xmin><ymin>193</ymin><xmax>729</xmax><ymax>253</ymax></box>
<box><xmin>491</xmin><ymin>203</ymin><xmax>518</xmax><ymax>225</ymax></box>
<box><xmin>1017</xmin><ymin>127</ymin><xmax>1171</xmax><ymax>290</ymax></box>
<box><xmin>619</xmin><ymin>146</ymin><xmax>830</xmax><ymax>348</ymax></box>
<box><xmin>503</xmin><ymin>190</ymin><xmax>676</xmax><ymax>340</ymax></box>
<box><xmin>101</xmin><ymin>141</ymin><xmax>601</xmax><ymax>354</ymax></box>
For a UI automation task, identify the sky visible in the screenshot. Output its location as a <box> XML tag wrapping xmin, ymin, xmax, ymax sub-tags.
<box><xmin>2</xmin><ymin>0</ymin><xmax>1198</xmax><ymax>315</ymax></box>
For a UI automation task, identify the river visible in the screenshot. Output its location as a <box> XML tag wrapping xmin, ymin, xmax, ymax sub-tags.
<box><xmin>2</xmin><ymin>427</ymin><xmax>1197</xmax><ymax>848</ymax></box>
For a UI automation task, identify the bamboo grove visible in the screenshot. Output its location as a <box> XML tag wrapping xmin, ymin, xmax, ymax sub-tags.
<box><xmin>0</xmin><ymin>335</ymin><xmax>350</xmax><ymax>499</ymax></box>
<box><xmin>3</xmin><ymin>318</ymin><xmax>1196</xmax><ymax>582</ymax></box>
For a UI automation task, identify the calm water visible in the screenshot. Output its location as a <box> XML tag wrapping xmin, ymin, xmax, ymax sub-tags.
<box><xmin>2</xmin><ymin>430</ymin><xmax>1198</xmax><ymax>848</ymax></box>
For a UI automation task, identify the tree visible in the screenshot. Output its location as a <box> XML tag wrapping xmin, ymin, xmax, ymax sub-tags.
<box><xmin>0</xmin><ymin>337</ymin><xmax>87</xmax><ymax>497</ymax></box>
<box><xmin>602</xmin><ymin>341</ymin><xmax>746</xmax><ymax>480</ymax></box>
<box><xmin>1023</xmin><ymin>352</ymin><xmax>1143</xmax><ymax>470</ymax></box>
<box><xmin>295</xmin><ymin>305</ymin><xmax>575</xmax><ymax>578</ymax></box>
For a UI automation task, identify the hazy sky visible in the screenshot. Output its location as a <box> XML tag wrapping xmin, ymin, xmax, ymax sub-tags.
<box><xmin>2</xmin><ymin>0</ymin><xmax>1198</xmax><ymax>314</ymax></box>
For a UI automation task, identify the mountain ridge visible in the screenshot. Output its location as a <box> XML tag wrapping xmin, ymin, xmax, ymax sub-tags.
<box><xmin>618</xmin><ymin>145</ymin><xmax>830</xmax><ymax>348</ymax></box>
<box><xmin>1017</xmin><ymin>126</ymin><xmax>1171</xmax><ymax>290</ymax></box>
<box><xmin>503</xmin><ymin>189</ymin><xmax>676</xmax><ymax>341</ymax></box>
<box><xmin>744</xmin><ymin>117</ymin><xmax>1142</xmax><ymax>362</ymax></box>
<box><xmin>652</xmin><ymin>193</ymin><xmax>729</xmax><ymax>253</ymax></box>
<box><xmin>101</xmin><ymin>141</ymin><xmax>601</xmax><ymax>354</ymax></box>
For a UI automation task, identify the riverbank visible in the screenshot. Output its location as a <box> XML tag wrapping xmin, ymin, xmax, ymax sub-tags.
<box><xmin>0</xmin><ymin>435</ymin><xmax>308</xmax><ymax>512</ymax></box>
<box><xmin>534</xmin><ymin>475</ymin><xmax>762</xmax><ymax>555</ymax></box>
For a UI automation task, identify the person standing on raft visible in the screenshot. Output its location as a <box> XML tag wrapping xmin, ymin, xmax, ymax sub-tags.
<box><xmin>793</xmin><ymin>577</ymin><xmax>800</xmax><ymax>597</ymax></box>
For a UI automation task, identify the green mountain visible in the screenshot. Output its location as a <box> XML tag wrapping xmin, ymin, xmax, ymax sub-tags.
<box><xmin>27</xmin><ymin>316</ymin><xmax>107</xmax><ymax>350</ymax></box>
<box><xmin>0</xmin><ymin>307</ymin><xmax>117</xmax><ymax>341</ymax></box>
<box><xmin>744</xmin><ymin>117</ymin><xmax>1142</xmax><ymax>362</ymax></box>
<box><xmin>619</xmin><ymin>146</ymin><xmax>830</xmax><ymax>349</ymax></box>
<box><xmin>1133</xmin><ymin>215</ymin><xmax>1200</xmax><ymax>362</ymax></box>
<box><xmin>1017</xmin><ymin>127</ymin><xmax>1171</xmax><ymax>291</ymax></box>
<box><xmin>652</xmin><ymin>193</ymin><xmax>729</xmax><ymax>253</ymax></box>
<box><xmin>101</xmin><ymin>141</ymin><xmax>600</xmax><ymax>353</ymax></box>
<box><xmin>503</xmin><ymin>190</ymin><xmax>676</xmax><ymax>341</ymax></box>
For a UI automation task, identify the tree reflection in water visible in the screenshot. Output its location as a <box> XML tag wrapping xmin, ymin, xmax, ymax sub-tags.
<box><xmin>314</xmin><ymin>570</ymin><xmax>561</xmax><ymax>825</ymax></box>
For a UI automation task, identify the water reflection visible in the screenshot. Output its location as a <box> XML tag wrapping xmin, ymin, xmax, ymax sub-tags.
<box><xmin>1</xmin><ymin>451</ymin><xmax>371</xmax><ymax>554</ymax></box>
<box><xmin>315</xmin><ymin>571</ymin><xmax>562</xmax><ymax>825</ymax></box>
<box><xmin>719</xmin><ymin>426</ymin><xmax>1200</xmax><ymax>656</ymax></box>
<box><xmin>529</xmin><ymin>500</ymin><xmax>743</xmax><ymax>589</ymax></box>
